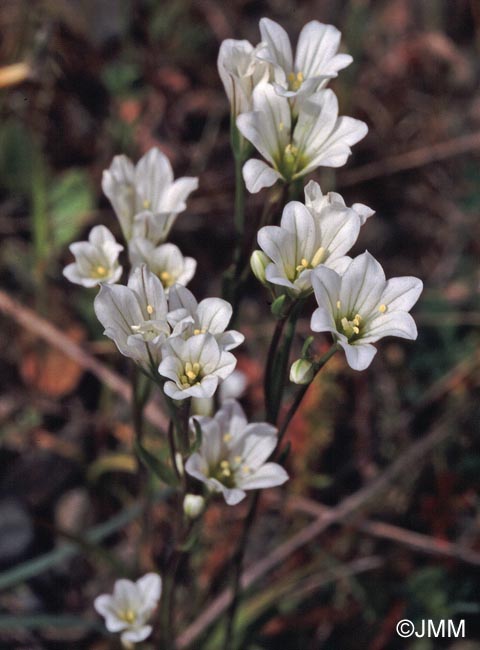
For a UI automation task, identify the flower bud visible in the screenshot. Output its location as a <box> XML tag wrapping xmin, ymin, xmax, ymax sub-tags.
<box><xmin>183</xmin><ymin>494</ymin><xmax>205</xmax><ymax>519</ymax></box>
<box><xmin>250</xmin><ymin>250</ymin><xmax>269</xmax><ymax>285</ymax></box>
<box><xmin>289</xmin><ymin>359</ymin><xmax>314</xmax><ymax>385</ymax></box>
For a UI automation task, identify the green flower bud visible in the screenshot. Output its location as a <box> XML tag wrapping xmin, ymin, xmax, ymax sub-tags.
<box><xmin>289</xmin><ymin>358</ymin><xmax>314</xmax><ymax>385</ymax></box>
<box><xmin>250</xmin><ymin>250</ymin><xmax>270</xmax><ymax>285</ymax></box>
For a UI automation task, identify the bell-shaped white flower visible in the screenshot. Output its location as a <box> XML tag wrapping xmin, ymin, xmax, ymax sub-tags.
<box><xmin>94</xmin><ymin>573</ymin><xmax>161</xmax><ymax>647</ymax></box>
<box><xmin>237</xmin><ymin>82</ymin><xmax>367</xmax><ymax>193</ymax></box>
<box><xmin>167</xmin><ymin>285</ymin><xmax>244</xmax><ymax>351</ymax></box>
<box><xmin>310</xmin><ymin>251</ymin><xmax>423</xmax><ymax>371</ymax></box>
<box><xmin>218</xmin><ymin>39</ymin><xmax>271</xmax><ymax>116</ymax></box>
<box><xmin>256</xmin><ymin>193</ymin><xmax>361</xmax><ymax>296</ymax></box>
<box><xmin>257</xmin><ymin>18</ymin><xmax>352</xmax><ymax>101</ymax></box>
<box><xmin>159</xmin><ymin>333</ymin><xmax>236</xmax><ymax>400</ymax></box>
<box><xmin>63</xmin><ymin>225</ymin><xmax>123</xmax><ymax>287</ymax></box>
<box><xmin>185</xmin><ymin>399</ymin><xmax>288</xmax><ymax>505</ymax></box>
<box><xmin>102</xmin><ymin>148</ymin><xmax>198</xmax><ymax>243</ymax></box>
<box><xmin>129</xmin><ymin>238</ymin><xmax>196</xmax><ymax>291</ymax></box>
<box><xmin>94</xmin><ymin>265</ymin><xmax>170</xmax><ymax>369</ymax></box>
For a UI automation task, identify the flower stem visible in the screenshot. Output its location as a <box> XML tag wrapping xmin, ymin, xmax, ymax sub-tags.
<box><xmin>222</xmin><ymin>491</ymin><xmax>259</xmax><ymax>650</ymax></box>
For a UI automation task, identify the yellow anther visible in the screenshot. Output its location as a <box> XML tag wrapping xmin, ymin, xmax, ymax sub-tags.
<box><xmin>233</xmin><ymin>455</ymin><xmax>242</xmax><ymax>464</ymax></box>
<box><xmin>353</xmin><ymin>326</ymin><xmax>360</xmax><ymax>335</ymax></box>
<box><xmin>223</xmin><ymin>433</ymin><xmax>232</xmax><ymax>442</ymax></box>
<box><xmin>220</xmin><ymin>460</ymin><xmax>230</xmax><ymax>469</ymax></box>
<box><xmin>95</xmin><ymin>265</ymin><xmax>107</xmax><ymax>277</ymax></box>
<box><xmin>160</xmin><ymin>271</ymin><xmax>174</xmax><ymax>287</ymax></box>
<box><xmin>122</xmin><ymin>610</ymin><xmax>136</xmax><ymax>624</ymax></box>
<box><xmin>353</xmin><ymin>314</ymin><xmax>361</xmax><ymax>326</ymax></box>
<box><xmin>341</xmin><ymin>317</ymin><xmax>349</xmax><ymax>331</ymax></box>
<box><xmin>222</xmin><ymin>468</ymin><xmax>231</xmax><ymax>477</ymax></box>
<box><xmin>193</xmin><ymin>328</ymin><xmax>206</xmax><ymax>336</ymax></box>
<box><xmin>279</xmin><ymin>121</ymin><xmax>284</xmax><ymax>132</ymax></box>
<box><xmin>142</xmin><ymin>199</ymin><xmax>151</xmax><ymax>209</ymax></box>
<box><xmin>241</xmin><ymin>465</ymin><xmax>251</xmax><ymax>474</ymax></box>
<box><xmin>146</xmin><ymin>304</ymin><xmax>154</xmax><ymax>315</ymax></box>
<box><xmin>185</xmin><ymin>362</ymin><xmax>193</xmax><ymax>373</ymax></box>
<box><xmin>192</xmin><ymin>362</ymin><xmax>200</xmax><ymax>373</ymax></box>
<box><xmin>284</xmin><ymin>143</ymin><xmax>298</xmax><ymax>156</ymax></box>
<box><xmin>296</xmin><ymin>258</ymin><xmax>310</xmax><ymax>273</ymax></box>
<box><xmin>378</xmin><ymin>304</ymin><xmax>387</xmax><ymax>313</ymax></box>
<box><xmin>311</xmin><ymin>247</ymin><xmax>325</xmax><ymax>267</ymax></box>
<box><xmin>287</xmin><ymin>71</ymin><xmax>304</xmax><ymax>91</ymax></box>
<box><xmin>186</xmin><ymin>370</ymin><xmax>197</xmax><ymax>380</ymax></box>
<box><xmin>336</xmin><ymin>300</ymin><xmax>341</xmax><ymax>309</ymax></box>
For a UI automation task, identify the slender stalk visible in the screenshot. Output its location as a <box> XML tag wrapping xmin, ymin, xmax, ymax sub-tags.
<box><xmin>222</xmin><ymin>491</ymin><xmax>259</xmax><ymax>650</ymax></box>
<box><xmin>264</xmin><ymin>315</ymin><xmax>288</xmax><ymax>420</ymax></box>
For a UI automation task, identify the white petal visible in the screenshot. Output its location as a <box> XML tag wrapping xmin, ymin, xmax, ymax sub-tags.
<box><xmin>197</xmin><ymin>298</ymin><xmax>232</xmax><ymax>333</ymax></box>
<box><xmin>339</xmin><ymin>251</ymin><xmax>386</xmax><ymax>317</ymax></box>
<box><xmin>168</xmin><ymin>284</ymin><xmax>197</xmax><ymax>315</ymax></box>
<box><xmin>310</xmin><ymin>306</ymin><xmax>337</xmax><ymax>335</ymax></box>
<box><xmin>222</xmin><ymin>486</ymin><xmax>247</xmax><ymax>506</ymax></box>
<box><xmin>121</xmin><ymin>625</ymin><xmax>153</xmax><ymax>643</ymax></box>
<box><xmin>161</xmin><ymin>176</ymin><xmax>198</xmax><ymax>212</ymax></box>
<box><xmin>259</xmin><ymin>18</ymin><xmax>293</xmax><ymax>73</ymax></box>
<box><xmin>185</xmin><ymin>453</ymin><xmax>209</xmax><ymax>484</ymax></box>
<box><xmin>311</xmin><ymin>266</ymin><xmax>342</xmax><ymax>317</ymax></box>
<box><xmin>242</xmin><ymin>159</ymin><xmax>282</xmax><ymax>194</ymax></box>
<box><xmin>296</xmin><ymin>21</ymin><xmax>352</xmax><ymax>79</ymax></box>
<box><xmin>239</xmin><ymin>462</ymin><xmax>289</xmax><ymax>489</ymax></box>
<box><xmin>136</xmin><ymin>573</ymin><xmax>162</xmax><ymax>609</ymax></box>
<box><xmin>380</xmin><ymin>276</ymin><xmax>423</xmax><ymax>312</ymax></box>
<box><xmin>363</xmin><ymin>311</ymin><xmax>418</xmax><ymax>342</ymax></box>
<box><xmin>214</xmin><ymin>398</ymin><xmax>248</xmax><ymax>439</ymax></box>
<box><xmin>135</xmin><ymin>148</ymin><xmax>173</xmax><ymax>211</ymax></box>
<box><xmin>340</xmin><ymin>340</ymin><xmax>377</xmax><ymax>371</ymax></box>
<box><xmin>352</xmin><ymin>202</ymin><xmax>375</xmax><ymax>225</ymax></box>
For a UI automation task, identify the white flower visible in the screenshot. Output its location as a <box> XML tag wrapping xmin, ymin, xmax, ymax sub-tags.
<box><xmin>185</xmin><ymin>399</ymin><xmax>288</xmax><ymax>505</ymax></box>
<box><xmin>255</xmin><ymin>192</ymin><xmax>361</xmax><ymax>296</ymax></box>
<box><xmin>237</xmin><ymin>82</ymin><xmax>367</xmax><ymax>193</ymax></box>
<box><xmin>218</xmin><ymin>39</ymin><xmax>270</xmax><ymax>116</ymax></box>
<box><xmin>310</xmin><ymin>251</ymin><xmax>423</xmax><ymax>371</ymax></box>
<box><xmin>167</xmin><ymin>284</ymin><xmax>244</xmax><ymax>351</ymax></box>
<box><xmin>94</xmin><ymin>265</ymin><xmax>170</xmax><ymax>369</ymax></box>
<box><xmin>63</xmin><ymin>225</ymin><xmax>123</xmax><ymax>287</ymax></box>
<box><xmin>159</xmin><ymin>333</ymin><xmax>236</xmax><ymax>400</ymax></box>
<box><xmin>102</xmin><ymin>148</ymin><xmax>198</xmax><ymax>243</ymax></box>
<box><xmin>304</xmin><ymin>179</ymin><xmax>374</xmax><ymax>225</ymax></box>
<box><xmin>129</xmin><ymin>238</ymin><xmax>196</xmax><ymax>291</ymax></box>
<box><xmin>257</xmin><ymin>18</ymin><xmax>352</xmax><ymax>102</ymax></box>
<box><xmin>94</xmin><ymin>573</ymin><xmax>161</xmax><ymax>647</ymax></box>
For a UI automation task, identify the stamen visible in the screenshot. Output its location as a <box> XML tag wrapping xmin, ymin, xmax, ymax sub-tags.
<box><xmin>146</xmin><ymin>304</ymin><xmax>154</xmax><ymax>315</ymax></box>
<box><xmin>95</xmin><ymin>265</ymin><xmax>107</xmax><ymax>277</ymax></box>
<box><xmin>160</xmin><ymin>271</ymin><xmax>173</xmax><ymax>287</ymax></box>
<box><xmin>336</xmin><ymin>300</ymin><xmax>341</xmax><ymax>309</ymax></box>
<box><xmin>193</xmin><ymin>328</ymin><xmax>206</xmax><ymax>335</ymax></box>
<box><xmin>130</xmin><ymin>324</ymin><xmax>141</xmax><ymax>331</ymax></box>
<box><xmin>241</xmin><ymin>465</ymin><xmax>251</xmax><ymax>474</ymax></box>
<box><xmin>378</xmin><ymin>304</ymin><xmax>387</xmax><ymax>313</ymax></box>
<box><xmin>223</xmin><ymin>433</ymin><xmax>232</xmax><ymax>442</ymax></box>
<box><xmin>311</xmin><ymin>246</ymin><xmax>325</xmax><ymax>267</ymax></box>
<box><xmin>278</xmin><ymin>121</ymin><xmax>284</xmax><ymax>132</ymax></box>
<box><xmin>142</xmin><ymin>199</ymin><xmax>151</xmax><ymax>209</ymax></box>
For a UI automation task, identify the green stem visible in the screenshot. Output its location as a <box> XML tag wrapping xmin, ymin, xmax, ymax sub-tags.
<box><xmin>222</xmin><ymin>491</ymin><xmax>259</xmax><ymax>650</ymax></box>
<box><xmin>266</xmin><ymin>300</ymin><xmax>304</xmax><ymax>425</ymax></box>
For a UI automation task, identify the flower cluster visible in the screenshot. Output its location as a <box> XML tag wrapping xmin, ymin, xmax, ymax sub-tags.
<box><xmin>66</xmin><ymin>15</ymin><xmax>425</xmax><ymax>646</ymax></box>
<box><xmin>219</xmin><ymin>18</ymin><xmax>367</xmax><ymax>193</ymax></box>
